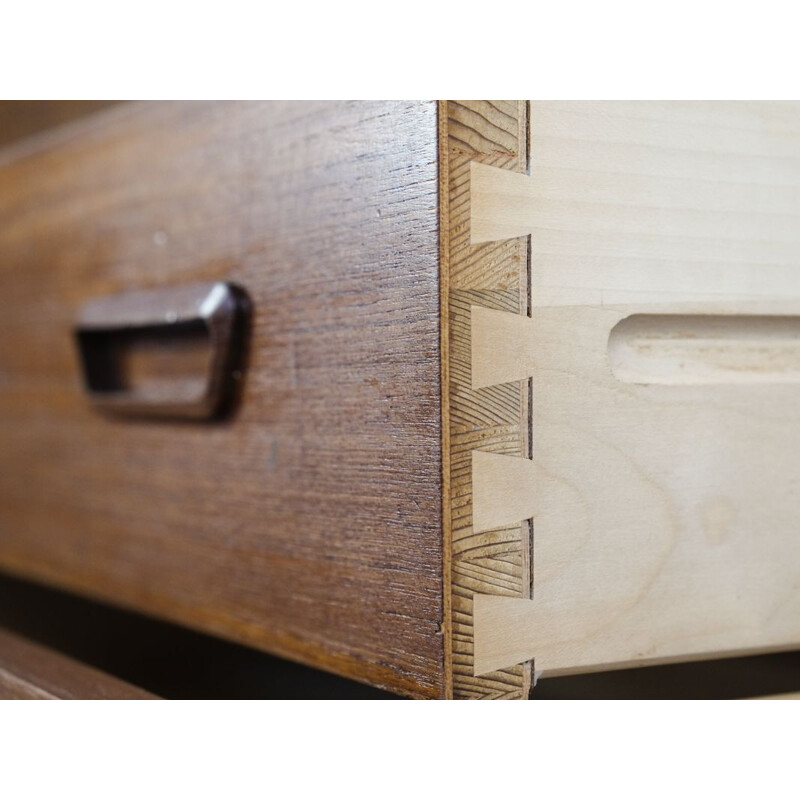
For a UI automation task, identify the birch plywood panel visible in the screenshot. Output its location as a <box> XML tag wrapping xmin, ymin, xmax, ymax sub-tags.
<box><xmin>471</xmin><ymin>101</ymin><xmax>800</xmax><ymax>678</ymax></box>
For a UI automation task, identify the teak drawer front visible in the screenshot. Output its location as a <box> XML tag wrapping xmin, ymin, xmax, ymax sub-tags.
<box><xmin>0</xmin><ymin>102</ymin><xmax>444</xmax><ymax>698</ymax></box>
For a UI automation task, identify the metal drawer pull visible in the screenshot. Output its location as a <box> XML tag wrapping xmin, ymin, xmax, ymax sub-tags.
<box><xmin>75</xmin><ymin>281</ymin><xmax>249</xmax><ymax>419</ymax></box>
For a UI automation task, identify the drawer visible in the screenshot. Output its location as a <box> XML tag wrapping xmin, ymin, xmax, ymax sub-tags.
<box><xmin>3</xmin><ymin>101</ymin><xmax>800</xmax><ymax>700</ymax></box>
<box><xmin>0</xmin><ymin>626</ymin><xmax>155</xmax><ymax>699</ymax></box>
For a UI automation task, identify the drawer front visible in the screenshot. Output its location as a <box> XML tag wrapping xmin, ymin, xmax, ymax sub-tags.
<box><xmin>0</xmin><ymin>101</ymin><xmax>443</xmax><ymax>698</ymax></box>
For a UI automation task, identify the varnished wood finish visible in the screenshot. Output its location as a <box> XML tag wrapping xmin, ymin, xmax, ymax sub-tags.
<box><xmin>0</xmin><ymin>101</ymin><xmax>117</xmax><ymax>148</ymax></box>
<box><xmin>439</xmin><ymin>101</ymin><xmax>531</xmax><ymax>699</ymax></box>
<box><xmin>0</xmin><ymin>627</ymin><xmax>155</xmax><ymax>699</ymax></box>
<box><xmin>0</xmin><ymin>102</ymin><xmax>443</xmax><ymax>698</ymax></box>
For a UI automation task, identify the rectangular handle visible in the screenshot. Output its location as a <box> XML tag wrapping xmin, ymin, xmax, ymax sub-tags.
<box><xmin>75</xmin><ymin>282</ymin><xmax>248</xmax><ymax>419</ymax></box>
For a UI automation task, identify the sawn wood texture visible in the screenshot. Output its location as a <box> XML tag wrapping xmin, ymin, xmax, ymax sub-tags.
<box><xmin>439</xmin><ymin>100</ymin><xmax>532</xmax><ymax>699</ymax></box>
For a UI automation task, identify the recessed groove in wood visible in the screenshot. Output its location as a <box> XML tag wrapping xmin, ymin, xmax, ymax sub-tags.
<box><xmin>609</xmin><ymin>313</ymin><xmax>800</xmax><ymax>385</ymax></box>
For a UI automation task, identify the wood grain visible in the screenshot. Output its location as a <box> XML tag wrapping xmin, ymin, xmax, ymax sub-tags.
<box><xmin>470</xmin><ymin>101</ymin><xmax>800</xmax><ymax>678</ymax></box>
<box><xmin>0</xmin><ymin>101</ymin><xmax>443</xmax><ymax>698</ymax></box>
<box><xmin>0</xmin><ymin>627</ymin><xmax>155</xmax><ymax>699</ymax></box>
<box><xmin>440</xmin><ymin>100</ymin><xmax>531</xmax><ymax>698</ymax></box>
<box><xmin>0</xmin><ymin>101</ymin><xmax>118</xmax><ymax>148</ymax></box>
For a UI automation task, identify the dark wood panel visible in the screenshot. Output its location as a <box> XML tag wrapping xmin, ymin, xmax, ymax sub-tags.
<box><xmin>0</xmin><ymin>101</ymin><xmax>444</xmax><ymax>697</ymax></box>
<box><xmin>0</xmin><ymin>626</ymin><xmax>155</xmax><ymax>699</ymax></box>
<box><xmin>0</xmin><ymin>101</ymin><xmax>118</xmax><ymax>148</ymax></box>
